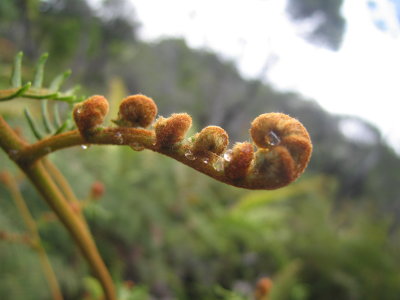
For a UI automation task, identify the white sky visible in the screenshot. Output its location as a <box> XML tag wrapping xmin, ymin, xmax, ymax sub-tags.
<box><xmin>131</xmin><ymin>0</ymin><xmax>400</xmax><ymax>152</ymax></box>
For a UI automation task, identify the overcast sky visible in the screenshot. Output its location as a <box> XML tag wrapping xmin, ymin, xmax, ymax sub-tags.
<box><xmin>130</xmin><ymin>0</ymin><xmax>400</xmax><ymax>152</ymax></box>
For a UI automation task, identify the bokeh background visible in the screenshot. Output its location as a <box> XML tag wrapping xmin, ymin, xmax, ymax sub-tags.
<box><xmin>1</xmin><ymin>0</ymin><xmax>400</xmax><ymax>299</ymax></box>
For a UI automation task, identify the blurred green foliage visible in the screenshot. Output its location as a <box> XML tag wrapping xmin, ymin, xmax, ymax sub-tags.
<box><xmin>1</xmin><ymin>0</ymin><xmax>400</xmax><ymax>299</ymax></box>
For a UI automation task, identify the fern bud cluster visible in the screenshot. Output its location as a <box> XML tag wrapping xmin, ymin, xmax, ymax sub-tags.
<box><xmin>72</xmin><ymin>94</ymin><xmax>312</xmax><ymax>190</ymax></box>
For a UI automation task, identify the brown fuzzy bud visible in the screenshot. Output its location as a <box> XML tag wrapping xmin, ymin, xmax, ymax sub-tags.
<box><xmin>192</xmin><ymin>126</ymin><xmax>229</xmax><ymax>156</ymax></box>
<box><xmin>116</xmin><ymin>94</ymin><xmax>157</xmax><ymax>128</ymax></box>
<box><xmin>123</xmin><ymin>280</ymin><xmax>135</xmax><ymax>289</ymax></box>
<box><xmin>224</xmin><ymin>142</ymin><xmax>254</xmax><ymax>180</ymax></box>
<box><xmin>90</xmin><ymin>181</ymin><xmax>105</xmax><ymax>200</ymax></box>
<box><xmin>73</xmin><ymin>95</ymin><xmax>109</xmax><ymax>137</ymax></box>
<box><xmin>254</xmin><ymin>277</ymin><xmax>272</xmax><ymax>300</ymax></box>
<box><xmin>248</xmin><ymin>113</ymin><xmax>312</xmax><ymax>189</ymax></box>
<box><xmin>154</xmin><ymin>113</ymin><xmax>192</xmax><ymax>148</ymax></box>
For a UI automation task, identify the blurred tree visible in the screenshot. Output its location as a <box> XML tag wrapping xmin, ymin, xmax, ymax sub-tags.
<box><xmin>0</xmin><ymin>0</ymin><xmax>139</xmax><ymax>89</ymax></box>
<box><xmin>286</xmin><ymin>0</ymin><xmax>346</xmax><ymax>50</ymax></box>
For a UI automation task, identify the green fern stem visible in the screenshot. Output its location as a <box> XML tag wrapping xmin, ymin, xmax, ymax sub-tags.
<box><xmin>0</xmin><ymin>87</ymin><xmax>78</xmax><ymax>102</ymax></box>
<box><xmin>0</xmin><ymin>117</ymin><xmax>116</xmax><ymax>300</ymax></box>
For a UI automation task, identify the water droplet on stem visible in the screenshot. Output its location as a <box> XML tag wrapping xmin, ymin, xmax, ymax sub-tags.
<box><xmin>115</xmin><ymin>132</ymin><xmax>124</xmax><ymax>144</ymax></box>
<box><xmin>8</xmin><ymin>149</ymin><xmax>19</xmax><ymax>159</ymax></box>
<box><xmin>184</xmin><ymin>150</ymin><xmax>196</xmax><ymax>160</ymax></box>
<box><xmin>223</xmin><ymin>150</ymin><xmax>233</xmax><ymax>162</ymax></box>
<box><xmin>44</xmin><ymin>147</ymin><xmax>52</xmax><ymax>154</ymax></box>
<box><xmin>213</xmin><ymin>157</ymin><xmax>224</xmax><ymax>172</ymax></box>
<box><xmin>130</xmin><ymin>142</ymin><xmax>145</xmax><ymax>151</ymax></box>
<box><xmin>267</xmin><ymin>131</ymin><xmax>281</xmax><ymax>146</ymax></box>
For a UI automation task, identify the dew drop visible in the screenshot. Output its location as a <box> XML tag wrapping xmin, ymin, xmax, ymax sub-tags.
<box><xmin>202</xmin><ymin>157</ymin><xmax>209</xmax><ymax>164</ymax></box>
<box><xmin>223</xmin><ymin>150</ymin><xmax>233</xmax><ymax>162</ymax></box>
<box><xmin>130</xmin><ymin>142</ymin><xmax>145</xmax><ymax>151</ymax></box>
<box><xmin>115</xmin><ymin>132</ymin><xmax>123</xmax><ymax>144</ymax></box>
<box><xmin>8</xmin><ymin>149</ymin><xmax>19</xmax><ymax>159</ymax></box>
<box><xmin>44</xmin><ymin>147</ymin><xmax>52</xmax><ymax>154</ymax></box>
<box><xmin>213</xmin><ymin>157</ymin><xmax>224</xmax><ymax>172</ymax></box>
<box><xmin>184</xmin><ymin>150</ymin><xmax>196</xmax><ymax>160</ymax></box>
<box><xmin>267</xmin><ymin>131</ymin><xmax>281</xmax><ymax>146</ymax></box>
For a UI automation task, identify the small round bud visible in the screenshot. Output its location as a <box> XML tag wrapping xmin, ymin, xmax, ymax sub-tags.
<box><xmin>117</xmin><ymin>94</ymin><xmax>157</xmax><ymax>128</ymax></box>
<box><xmin>192</xmin><ymin>126</ymin><xmax>229</xmax><ymax>156</ymax></box>
<box><xmin>224</xmin><ymin>142</ymin><xmax>254</xmax><ymax>180</ymax></box>
<box><xmin>90</xmin><ymin>181</ymin><xmax>105</xmax><ymax>200</ymax></box>
<box><xmin>73</xmin><ymin>95</ymin><xmax>109</xmax><ymax>137</ymax></box>
<box><xmin>123</xmin><ymin>280</ymin><xmax>135</xmax><ymax>290</ymax></box>
<box><xmin>154</xmin><ymin>113</ymin><xmax>192</xmax><ymax>148</ymax></box>
<box><xmin>254</xmin><ymin>277</ymin><xmax>272</xmax><ymax>300</ymax></box>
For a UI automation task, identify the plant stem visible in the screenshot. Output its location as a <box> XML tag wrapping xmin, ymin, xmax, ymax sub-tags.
<box><xmin>1</xmin><ymin>172</ymin><xmax>64</xmax><ymax>300</ymax></box>
<box><xmin>23</xmin><ymin>162</ymin><xmax>116</xmax><ymax>300</ymax></box>
<box><xmin>0</xmin><ymin>116</ymin><xmax>116</xmax><ymax>300</ymax></box>
<box><xmin>14</xmin><ymin>126</ymin><xmax>232</xmax><ymax>184</ymax></box>
<box><xmin>43</xmin><ymin>159</ymin><xmax>81</xmax><ymax>205</ymax></box>
<box><xmin>14</xmin><ymin>126</ymin><xmax>233</xmax><ymax>186</ymax></box>
<box><xmin>18</xmin><ymin>127</ymin><xmax>155</xmax><ymax>165</ymax></box>
<box><xmin>43</xmin><ymin>158</ymin><xmax>92</xmax><ymax>230</ymax></box>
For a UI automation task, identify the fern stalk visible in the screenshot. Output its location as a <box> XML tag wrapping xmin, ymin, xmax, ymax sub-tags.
<box><xmin>0</xmin><ymin>116</ymin><xmax>116</xmax><ymax>300</ymax></box>
<box><xmin>0</xmin><ymin>171</ymin><xmax>64</xmax><ymax>300</ymax></box>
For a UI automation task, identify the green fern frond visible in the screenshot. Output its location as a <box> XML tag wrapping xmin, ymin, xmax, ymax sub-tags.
<box><xmin>11</xmin><ymin>51</ymin><xmax>23</xmax><ymax>88</ymax></box>
<box><xmin>2</xmin><ymin>52</ymin><xmax>82</xmax><ymax>104</ymax></box>
<box><xmin>1</xmin><ymin>52</ymin><xmax>84</xmax><ymax>140</ymax></box>
<box><xmin>33</xmin><ymin>53</ymin><xmax>49</xmax><ymax>88</ymax></box>
<box><xmin>24</xmin><ymin>107</ymin><xmax>44</xmax><ymax>140</ymax></box>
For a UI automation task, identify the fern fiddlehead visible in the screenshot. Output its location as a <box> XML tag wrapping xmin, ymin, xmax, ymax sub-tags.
<box><xmin>16</xmin><ymin>94</ymin><xmax>312</xmax><ymax>190</ymax></box>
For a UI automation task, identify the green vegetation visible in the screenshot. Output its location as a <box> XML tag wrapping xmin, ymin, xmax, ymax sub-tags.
<box><xmin>1</xmin><ymin>1</ymin><xmax>400</xmax><ymax>299</ymax></box>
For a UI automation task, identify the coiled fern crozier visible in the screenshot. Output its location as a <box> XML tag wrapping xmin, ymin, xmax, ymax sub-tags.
<box><xmin>0</xmin><ymin>53</ymin><xmax>312</xmax><ymax>300</ymax></box>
